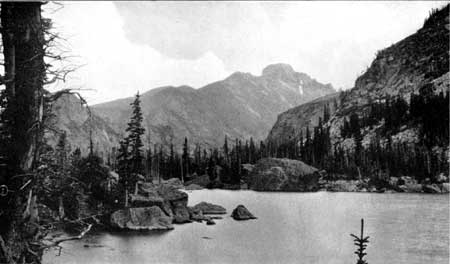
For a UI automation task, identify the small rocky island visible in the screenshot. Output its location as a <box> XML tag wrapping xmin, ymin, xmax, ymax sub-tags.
<box><xmin>109</xmin><ymin>179</ymin><xmax>255</xmax><ymax>231</ymax></box>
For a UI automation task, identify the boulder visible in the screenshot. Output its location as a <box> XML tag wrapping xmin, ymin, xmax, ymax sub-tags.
<box><xmin>398</xmin><ymin>176</ymin><xmax>417</xmax><ymax>186</ymax></box>
<box><xmin>156</xmin><ymin>185</ymin><xmax>190</xmax><ymax>223</ymax></box>
<box><xmin>423</xmin><ymin>184</ymin><xmax>441</xmax><ymax>193</ymax></box>
<box><xmin>135</xmin><ymin>181</ymin><xmax>190</xmax><ymax>223</ymax></box>
<box><xmin>188</xmin><ymin>207</ymin><xmax>206</xmax><ymax>222</ymax></box>
<box><xmin>163</xmin><ymin>178</ymin><xmax>184</xmax><ymax>189</ymax></box>
<box><xmin>172</xmin><ymin>204</ymin><xmax>191</xmax><ymax>224</ymax></box>
<box><xmin>247</xmin><ymin>158</ymin><xmax>320</xmax><ymax>192</ymax></box>
<box><xmin>184</xmin><ymin>174</ymin><xmax>210</xmax><ymax>188</ymax></box>
<box><xmin>191</xmin><ymin>202</ymin><xmax>226</xmax><ymax>215</ymax></box>
<box><xmin>206</xmin><ymin>218</ymin><xmax>216</xmax><ymax>225</ymax></box>
<box><xmin>388</xmin><ymin>177</ymin><xmax>399</xmax><ymax>186</ymax></box>
<box><xmin>435</xmin><ymin>173</ymin><xmax>448</xmax><ymax>183</ymax></box>
<box><xmin>231</xmin><ymin>205</ymin><xmax>257</xmax><ymax>220</ymax></box>
<box><xmin>110</xmin><ymin>206</ymin><xmax>173</xmax><ymax>231</ymax></box>
<box><xmin>440</xmin><ymin>183</ymin><xmax>450</xmax><ymax>193</ymax></box>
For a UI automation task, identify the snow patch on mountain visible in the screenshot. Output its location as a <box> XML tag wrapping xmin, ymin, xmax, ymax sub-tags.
<box><xmin>298</xmin><ymin>80</ymin><xmax>304</xmax><ymax>95</ymax></box>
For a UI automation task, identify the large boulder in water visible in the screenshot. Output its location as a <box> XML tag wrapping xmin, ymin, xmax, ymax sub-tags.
<box><xmin>191</xmin><ymin>202</ymin><xmax>226</xmax><ymax>215</ymax></box>
<box><xmin>110</xmin><ymin>206</ymin><xmax>173</xmax><ymax>231</ymax></box>
<box><xmin>247</xmin><ymin>158</ymin><xmax>320</xmax><ymax>191</ymax></box>
<box><xmin>231</xmin><ymin>205</ymin><xmax>257</xmax><ymax>220</ymax></box>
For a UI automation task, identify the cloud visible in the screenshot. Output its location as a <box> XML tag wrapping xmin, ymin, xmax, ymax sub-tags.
<box><xmin>48</xmin><ymin>1</ymin><xmax>446</xmax><ymax>104</ymax></box>
<box><xmin>115</xmin><ymin>1</ymin><xmax>446</xmax><ymax>89</ymax></box>
<box><xmin>47</xmin><ymin>2</ymin><xmax>229</xmax><ymax>104</ymax></box>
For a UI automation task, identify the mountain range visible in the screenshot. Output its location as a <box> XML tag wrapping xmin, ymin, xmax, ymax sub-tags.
<box><xmin>49</xmin><ymin>63</ymin><xmax>335</xmax><ymax>154</ymax></box>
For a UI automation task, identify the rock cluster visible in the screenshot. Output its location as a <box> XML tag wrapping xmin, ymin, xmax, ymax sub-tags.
<box><xmin>110</xmin><ymin>181</ymin><xmax>227</xmax><ymax>230</ymax></box>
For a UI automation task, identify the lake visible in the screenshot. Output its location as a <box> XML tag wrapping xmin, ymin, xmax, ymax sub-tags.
<box><xmin>43</xmin><ymin>190</ymin><xmax>449</xmax><ymax>264</ymax></box>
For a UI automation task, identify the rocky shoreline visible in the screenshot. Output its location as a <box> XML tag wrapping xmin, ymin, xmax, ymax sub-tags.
<box><xmin>187</xmin><ymin>158</ymin><xmax>450</xmax><ymax>194</ymax></box>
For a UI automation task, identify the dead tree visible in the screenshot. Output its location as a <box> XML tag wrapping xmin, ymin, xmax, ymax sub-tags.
<box><xmin>0</xmin><ymin>3</ymin><xmax>92</xmax><ymax>263</ymax></box>
<box><xmin>0</xmin><ymin>2</ymin><xmax>48</xmax><ymax>263</ymax></box>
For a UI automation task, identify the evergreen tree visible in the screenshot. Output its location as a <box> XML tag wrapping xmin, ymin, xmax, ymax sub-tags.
<box><xmin>182</xmin><ymin>137</ymin><xmax>189</xmax><ymax>181</ymax></box>
<box><xmin>126</xmin><ymin>92</ymin><xmax>145</xmax><ymax>175</ymax></box>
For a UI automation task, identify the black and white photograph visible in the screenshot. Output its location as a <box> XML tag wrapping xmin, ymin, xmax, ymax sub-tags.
<box><xmin>0</xmin><ymin>1</ymin><xmax>448</xmax><ymax>264</ymax></box>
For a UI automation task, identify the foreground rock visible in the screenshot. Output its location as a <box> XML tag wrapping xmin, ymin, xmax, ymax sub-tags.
<box><xmin>247</xmin><ymin>158</ymin><xmax>321</xmax><ymax>191</ymax></box>
<box><xmin>192</xmin><ymin>202</ymin><xmax>227</xmax><ymax>215</ymax></box>
<box><xmin>231</xmin><ymin>205</ymin><xmax>257</xmax><ymax>220</ymax></box>
<box><xmin>110</xmin><ymin>206</ymin><xmax>173</xmax><ymax>231</ymax></box>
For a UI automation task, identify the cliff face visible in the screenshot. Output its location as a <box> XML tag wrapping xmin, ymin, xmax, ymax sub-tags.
<box><xmin>340</xmin><ymin>5</ymin><xmax>449</xmax><ymax>110</ymax></box>
<box><xmin>266</xmin><ymin>92</ymin><xmax>340</xmax><ymax>144</ymax></box>
<box><xmin>329</xmin><ymin>5</ymin><xmax>449</xmax><ymax>148</ymax></box>
<box><xmin>45</xmin><ymin>94</ymin><xmax>120</xmax><ymax>155</ymax></box>
<box><xmin>268</xmin><ymin>5</ymin><xmax>449</xmax><ymax>149</ymax></box>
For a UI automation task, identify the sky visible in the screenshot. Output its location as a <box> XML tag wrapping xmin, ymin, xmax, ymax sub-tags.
<box><xmin>46</xmin><ymin>1</ymin><xmax>447</xmax><ymax>104</ymax></box>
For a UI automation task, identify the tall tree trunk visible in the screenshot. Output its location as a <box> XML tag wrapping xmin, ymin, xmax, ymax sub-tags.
<box><xmin>0</xmin><ymin>2</ymin><xmax>45</xmax><ymax>263</ymax></box>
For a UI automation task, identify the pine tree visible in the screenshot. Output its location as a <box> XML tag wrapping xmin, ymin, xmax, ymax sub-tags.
<box><xmin>182</xmin><ymin>137</ymin><xmax>189</xmax><ymax>182</ymax></box>
<box><xmin>126</xmin><ymin>92</ymin><xmax>145</xmax><ymax>175</ymax></box>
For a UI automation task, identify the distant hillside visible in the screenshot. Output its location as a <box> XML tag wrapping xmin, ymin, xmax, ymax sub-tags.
<box><xmin>52</xmin><ymin>63</ymin><xmax>335</xmax><ymax>153</ymax></box>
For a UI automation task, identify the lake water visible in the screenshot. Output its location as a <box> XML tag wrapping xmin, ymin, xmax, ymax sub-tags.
<box><xmin>43</xmin><ymin>190</ymin><xmax>449</xmax><ymax>264</ymax></box>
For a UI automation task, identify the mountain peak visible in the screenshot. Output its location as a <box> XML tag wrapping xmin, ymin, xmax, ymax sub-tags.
<box><xmin>262</xmin><ymin>63</ymin><xmax>295</xmax><ymax>76</ymax></box>
<box><xmin>262</xmin><ymin>63</ymin><xmax>296</xmax><ymax>81</ymax></box>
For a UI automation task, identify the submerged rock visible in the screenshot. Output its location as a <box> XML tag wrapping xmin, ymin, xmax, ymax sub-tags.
<box><xmin>185</xmin><ymin>184</ymin><xmax>203</xmax><ymax>190</ymax></box>
<box><xmin>398</xmin><ymin>184</ymin><xmax>423</xmax><ymax>193</ymax></box>
<box><xmin>247</xmin><ymin>158</ymin><xmax>320</xmax><ymax>192</ymax></box>
<box><xmin>231</xmin><ymin>205</ymin><xmax>257</xmax><ymax>220</ymax></box>
<box><xmin>206</xmin><ymin>218</ymin><xmax>216</xmax><ymax>225</ymax></box>
<box><xmin>192</xmin><ymin>202</ymin><xmax>226</xmax><ymax>215</ymax></box>
<box><xmin>110</xmin><ymin>206</ymin><xmax>173</xmax><ymax>231</ymax></box>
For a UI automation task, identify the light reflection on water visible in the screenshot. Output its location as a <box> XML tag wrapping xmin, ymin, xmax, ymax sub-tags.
<box><xmin>43</xmin><ymin>190</ymin><xmax>449</xmax><ymax>264</ymax></box>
